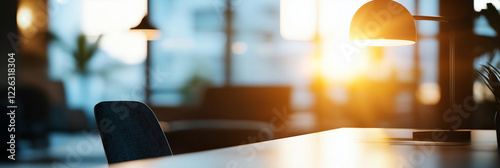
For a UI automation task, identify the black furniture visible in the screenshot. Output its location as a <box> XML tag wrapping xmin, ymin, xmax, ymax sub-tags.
<box><xmin>164</xmin><ymin>86</ymin><xmax>292</xmax><ymax>154</ymax></box>
<box><xmin>1</xmin><ymin>85</ymin><xmax>50</xmax><ymax>162</ymax></box>
<box><xmin>201</xmin><ymin>86</ymin><xmax>292</xmax><ymax>122</ymax></box>
<box><xmin>94</xmin><ymin>101</ymin><xmax>172</xmax><ymax>164</ymax></box>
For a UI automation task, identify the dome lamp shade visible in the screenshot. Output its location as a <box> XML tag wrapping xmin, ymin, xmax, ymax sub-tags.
<box><xmin>131</xmin><ymin>15</ymin><xmax>160</xmax><ymax>41</ymax></box>
<box><xmin>349</xmin><ymin>0</ymin><xmax>416</xmax><ymax>46</ymax></box>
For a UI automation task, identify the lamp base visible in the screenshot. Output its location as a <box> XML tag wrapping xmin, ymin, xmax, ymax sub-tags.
<box><xmin>412</xmin><ymin>130</ymin><xmax>471</xmax><ymax>142</ymax></box>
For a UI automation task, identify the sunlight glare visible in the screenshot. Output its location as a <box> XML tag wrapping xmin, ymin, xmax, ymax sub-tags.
<box><xmin>474</xmin><ymin>0</ymin><xmax>500</xmax><ymax>12</ymax></box>
<box><xmin>316</xmin><ymin>0</ymin><xmax>372</xmax><ymax>82</ymax></box>
<box><xmin>82</xmin><ymin>0</ymin><xmax>147</xmax><ymax>35</ymax></box>
<box><xmin>353</xmin><ymin>39</ymin><xmax>415</xmax><ymax>47</ymax></box>
<box><xmin>320</xmin><ymin>128</ymin><xmax>396</xmax><ymax>168</ymax></box>
<box><xmin>100</xmin><ymin>32</ymin><xmax>147</xmax><ymax>64</ymax></box>
<box><xmin>320</xmin><ymin>40</ymin><xmax>370</xmax><ymax>82</ymax></box>
<box><xmin>278</xmin><ymin>136</ymin><xmax>316</xmax><ymax>168</ymax></box>
<box><xmin>280</xmin><ymin>0</ymin><xmax>317</xmax><ymax>41</ymax></box>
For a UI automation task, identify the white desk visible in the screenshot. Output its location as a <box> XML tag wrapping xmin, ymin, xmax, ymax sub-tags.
<box><xmin>110</xmin><ymin>128</ymin><xmax>499</xmax><ymax>168</ymax></box>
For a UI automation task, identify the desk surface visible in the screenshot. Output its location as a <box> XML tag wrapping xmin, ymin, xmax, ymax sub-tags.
<box><xmin>109</xmin><ymin>128</ymin><xmax>499</xmax><ymax>168</ymax></box>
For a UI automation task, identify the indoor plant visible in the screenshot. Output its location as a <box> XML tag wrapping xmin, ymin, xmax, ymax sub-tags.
<box><xmin>475</xmin><ymin>63</ymin><xmax>500</xmax><ymax>147</ymax></box>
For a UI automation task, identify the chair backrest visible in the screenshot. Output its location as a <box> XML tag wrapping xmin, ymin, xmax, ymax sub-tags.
<box><xmin>94</xmin><ymin>101</ymin><xmax>172</xmax><ymax>164</ymax></box>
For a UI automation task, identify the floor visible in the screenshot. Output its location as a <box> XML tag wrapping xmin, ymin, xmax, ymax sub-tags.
<box><xmin>0</xmin><ymin>131</ymin><xmax>107</xmax><ymax>168</ymax></box>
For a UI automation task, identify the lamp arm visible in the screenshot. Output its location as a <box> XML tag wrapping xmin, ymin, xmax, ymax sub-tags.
<box><xmin>413</xmin><ymin>15</ymin><xmax>451</xmax><ymax>22</ymax></box>
<box><xmin>413</xmin><ymin>15</ymin><xmax>457</xmax><ymax>131</ymax></box>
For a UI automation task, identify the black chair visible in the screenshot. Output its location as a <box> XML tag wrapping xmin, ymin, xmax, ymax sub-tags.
<box><xmin>94</xmin><ymin>101</ymin><xmax>172</xmax><ymax>164</ymax></box>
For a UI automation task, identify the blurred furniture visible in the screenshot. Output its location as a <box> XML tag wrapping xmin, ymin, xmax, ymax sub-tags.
<box><xmin>200</xmin><ymin>86</ymin><xmax>291</xmax><ymax>121</ymax></box>
<box><xmin>164</xmin><ymin>120</ymin><xmax>270</xmax><ymax>154</ymax></box>
<box><xmin>110</xmin><ymin>128</ymin><xmax>499</xmax><ymax>168</ymax></box>
<box><xmin>160</xmin><ymin>86</ymin><xmax>292</xmax><ymax>154</ymax></box>
<box><xmin>49</xmin><ymin>81</ymin><xmax>87</xmax><ymax>131</ymax></box>
<box><xmin>94</xmin><ymin>101</ymin><xmax>172</xmax><ymax>164</ymax></box>
<box><xmin>17</xmin><ymin>86</ymin><xmax>51</xmax><ymax>150</ymax></box>
<box><xmin>0</xmin><ymin>86</ymin><xmax>50</xmax><ymax>151</ymax></box>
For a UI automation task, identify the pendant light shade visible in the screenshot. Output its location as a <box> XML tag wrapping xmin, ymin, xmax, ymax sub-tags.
<box><xmin>349</xmin><ymin>0</ymin><xmax>416</xmax><ymax>46</ymax></box>
<box><xmin>131</xmin><ymin>15</ymin><xmax>160</xmax><ymax>41</ymax></box>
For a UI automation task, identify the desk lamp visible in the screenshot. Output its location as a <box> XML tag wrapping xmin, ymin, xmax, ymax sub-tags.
<box><xmin>350</xmin><ymin>0</ymin><xmax>470</xmax><ymax>142</ymax></box>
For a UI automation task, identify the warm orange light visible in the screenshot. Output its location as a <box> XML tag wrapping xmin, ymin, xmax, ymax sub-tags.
<box><xmin>17</xmin><ymin>7</ymin><xmax>33</xmax><ymax>30</ymax></box>
<box><xmin>319</xmin><ymin>39</ymin><xmax>371</xmax><ymax>82</ymax></box>
<box><xmin>417</xmin><ymin>82</ymin><xmax>441</xmax><ymax>105</ymax></box>
<box><xmin>280</xmin><ymin>0</ymin><xmax>317</xmax><ymax>41</ymax></box>
<box><xmin>278</xmin><ymin>128</ymin><xmax>395</xmax><ymax>168</ymax></box>
<box><xmin>354</xmin><ymin>39</ymin><xmax>415</xmax><ymax>46</ymax></box>
<box><xmin>349</xmin><ymin>0</ymin><xmax>417</xmax><ymax>46</ymax></box>
<box><xmin>130</xmin><ymin>29</ymin><xmax>161</xmax><ymax>41</ymax></box>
